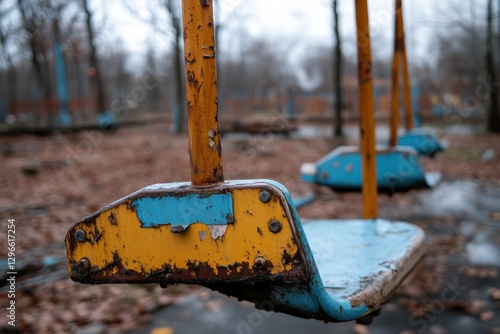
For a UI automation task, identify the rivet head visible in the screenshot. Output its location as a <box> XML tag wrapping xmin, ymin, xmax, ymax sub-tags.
<box><xmin>75</xmin><ymin>229</ymin><xmax>86</xmax><ymax>242</ymax></box>
<box><xmin>226</xmin><ymin>214</ymin><xmax>234</xmax><ymax>224</ymax></box>
<box><xmin>259</xmin><ymin>191</ymin><xmax>271</xmax><ymax>203</ymax></box>
<box><xmin>268</xmin><ymin>220</ymin><xmax>282</xmax><ymax>233</ymax></box>
<box><xmin>254</xmin><ymin>256</ymin><xmax>265</xmax><ymax>269</ymax></box>
<box><xmin>77</xmin><ymin>258</ymin><xmax>90</xmax><ymax>274</ymax></box>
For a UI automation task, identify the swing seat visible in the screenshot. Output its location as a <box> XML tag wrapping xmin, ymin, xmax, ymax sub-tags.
<box><xmin>397</xmin><ymin>127</ymin><xmax>448</xmax><ymax>157</ymax></box>
<box><xmin>66</xmin><ymin>179</ymin><xmax>425</xmax><ymax>322</ymax></box>
<box><xmin>300</xmin><ymin>146</ymin><xmax>440</xmax><ymax>193</ymax></box>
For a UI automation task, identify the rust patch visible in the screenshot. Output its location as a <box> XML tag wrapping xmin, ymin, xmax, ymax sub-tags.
<box><xmin>108</xmin><ymin>213</ymin><xmax>118</xmax><ymax>225</ymax></box>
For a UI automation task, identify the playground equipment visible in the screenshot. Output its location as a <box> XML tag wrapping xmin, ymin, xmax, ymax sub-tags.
<box><xmin>65</xmin><ymin>0</ymin><xmax>425</xmax><ymax>323</ymax></box>
<box><xmin>53</xmin><ymin>20</ymin><xmax>72</xmax><ymax>126</ymax></box>
<box><xmin>301</xmin><ymin>0</ymin><xmax>440</xmax><ymax>193</ymax></box>
<box><xmin>390</xmin><ymin>0</ymin><xmax>447</xmax><ymax>157</ymax></box>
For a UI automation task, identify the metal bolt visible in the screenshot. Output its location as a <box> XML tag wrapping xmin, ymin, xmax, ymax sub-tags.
<box><xmin>254</xmin><ymin>256</ymin><xmax>265</xmax><ymax>269</ymax></box>
<box><xmin>268</xmin><ymin>220</ymin><xmax>282</xmax><ymax>234</ymax></box>
<box><xmin>77</xmin><ymin>258</ymin><xmax>90</xmax><ymax>274</ymax></box>
<box><xmin>226</xmin><ymin>214</ymin><xmax>234</xmax><ymax>224</ymax></box>
<box><xmin>75</xmin><ymin>229</ymin><xmax>86</xmax><ymax>242</ymax></box>
<box><xmin>259</xmin><ymin>191</ymin><xmax>271</xmax><ymax>203</ymax></box>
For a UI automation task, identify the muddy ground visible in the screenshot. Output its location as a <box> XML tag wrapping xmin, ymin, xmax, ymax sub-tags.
<box><xmin>0</xmin><ymin>118</ymin><xmax>499</xmax><ymax>333</ymax></box>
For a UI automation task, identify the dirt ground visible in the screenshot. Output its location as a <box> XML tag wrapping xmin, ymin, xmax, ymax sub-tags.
<box><xmin>0</xmin><ymin>120</ymin><xmax>499</xmax><ymax>333</ymax></box>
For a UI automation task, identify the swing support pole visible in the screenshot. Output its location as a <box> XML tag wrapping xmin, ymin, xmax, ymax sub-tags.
<box><xmin>390</xmin><ymin>0</ymin><xmax>414</xmax><ymax>146</ymax></box>
<box><xmin>389</xmin><ymin>0</ymin><xmax>402</xmax><ymax>147</ymax></box>
<box><xmin>182</xmin><ymin>0</ymin><xmax>224</xmax><ymax>186</ymax></box>
<box><xmin>355</xmin><ymin>0</ymin><xmax>377</xmax><ymax>219</ymax></box>
<box><xmin>399</xmin><ymin>1</ymin><xmax>414</xmax><ymax>131</ymax></box>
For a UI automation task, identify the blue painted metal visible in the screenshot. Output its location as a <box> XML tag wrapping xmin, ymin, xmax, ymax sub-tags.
<box><xmin>374</xmin><ymin>85</ymin><xmax>381</xmax><ymax>111</ymax></box>
<box><xmin>172</xmin><ymin>104</ymin><xmax>181</xmax><ymax>132</ymax></box>
<box><xmin>97</xmin><ymin>111</ymin><xmax>117</xmax><ymax>129</ymax></box>
<box><xmin>398</xmin><ymin>127</ymin><xmax>448</xmax><ymax>157</ymax></box>
<box><xmin>301</xmin><ymin>146</ymin><xmax>434</xmax><ymax>193</ymax></box>
<box><xmin>292</xmin><ymin>194</ymin><xmax>316</xmax><ymax>208</ymax></box>
<box><xmin>411</xmin><ymin>85</ymin><xmax>422</xmax><ymax>127</ymax></box>
<box><xmin>54</xmin><ymin>42</ymin><xmax>72</xmax><ymax>125</ymax></box>
<box><xmin>233</xmin><ymin>179</ymin><xmax>424</xmax><ymax>321</ymax></box>
<box><xmin>132</xmin><ymin>192</ymin><xmax>233</xmax><ymax>228</ymax></box>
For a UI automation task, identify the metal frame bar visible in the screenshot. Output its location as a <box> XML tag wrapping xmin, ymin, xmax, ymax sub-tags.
<box><xmin>390</xmin><ymin>0</ymin><xmax>414</xmax><ymax>146</ymax></box>
<box><xmin>182</xmin><ymin>0</ymin><xmax>224</xmax><ymax>186</ymax></box>
<box><xmin>355</xmin><ymin>0</ymin><xmax>378</xmax><ymax>219</ymax></box>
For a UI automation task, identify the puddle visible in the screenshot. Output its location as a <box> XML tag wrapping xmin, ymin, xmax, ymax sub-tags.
<box><xmin>419</xmin><ymin>180</ymin><xmax>479</xmax><ymax>217</ymax></box>
<box><xmin>466</xmin><ymin>237</ymin><xmax>500</xmax><ymax>267</ymax></box>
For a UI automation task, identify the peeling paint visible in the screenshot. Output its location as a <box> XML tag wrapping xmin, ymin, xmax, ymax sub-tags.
<box><xmin>209</xmin><ymin>224</ymin><xmax>227</xmax><ymax>240</ymax></box>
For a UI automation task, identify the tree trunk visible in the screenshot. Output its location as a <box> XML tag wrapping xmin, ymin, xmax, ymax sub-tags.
<box><xmin>0</xmin><ymin>25</ymin><xmax>16</xmax><ymax>113</ymax></box>
<box><xmin>486</xmin><ymin>0</ymin><xmax>500</xmax><ymax>132</ymax></box>
<box><xmin>332</xmin><ymin>0</ymin><xmax>343</xmax><ymax>137</ymax></box>
<box><xmin>17</xmin><ymin>0</ymin><xmax>53</xmax><ymax>127</ymax></box>
<box><xmin>166</xmin><ymin>0</ymin><xmax>186</xmax><ymax>133</ymax></box>
<box><xmin>82</xmin><ymin>0</ymin><xmax>106</xmax><ymax>115</ymax></box>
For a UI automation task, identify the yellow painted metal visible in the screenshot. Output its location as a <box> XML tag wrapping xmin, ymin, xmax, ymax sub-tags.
<box><xmin>182</xmin><ymin>0</ymin><xmax>224</xmax><ymax>186</ymax></box>
<box><xmin>67</xmin><ymin>188</ymin><xmax>299</xmax><ymax>279</ymax></box>
<box><xmin>389</xmin><ymin>0</ymin><xmax>402</xmax><ymax>147</ymax></box>
<box><xmin>390</xmin><ymin>0</ymin><xmax>414</xmax><ymax>137</ymax></box>
<box><xmin>399</xmin><ymin>1</ymin><xmax>414</xmax><ymax>131</ymax></box>
<box><xmin>355</xmin><ymin>0</ymin><xmax>378</xmax><ymax>219</ymax></box>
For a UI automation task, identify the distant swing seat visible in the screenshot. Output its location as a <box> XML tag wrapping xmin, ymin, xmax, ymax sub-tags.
<box><xmin>397</xmin><ymin>127</ymin><xmax>448</xmax><ymax>157</ymax></box>
<box><xmin>66</xmin><ymin>179</ymin><xmax>425</xmax><ymax>322</ymax></box>
<box><xmin>300</xmin><ymin>146</ymin><xmax>441</xmax><ymax>193</ymax></box>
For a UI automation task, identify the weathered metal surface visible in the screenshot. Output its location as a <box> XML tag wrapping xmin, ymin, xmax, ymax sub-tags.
<box><xmin>398</xmin><ymin>127</ymin><xmax>448</xmax><ymax>157</ymax></box>
<box><xmin>399</xmin><ymin>1</ymin><xmax>414</xmax><ymax>131</ymax></box>
<box><xmin>132</xmin><ymin>192</ymin><xmax>233</xmax><ymax>228</ymax></box>
<box><xmin>66</xmin><ymin>181</ymin><xmax>309</xmax><ymax>285</ymax></box>
<box><xmin>301</xmin><ymin>219</ymin><xmax>426</xmax><ymax>316</ymax></box>
<box><xmin>355</xmin><ymin>0</ymin><xmax>377</xmax><ymax>219</ymax></box>
<box><xmin>182</xmin><ymin>0</ymin><xmax>223</xmax><ymax>186</ymax></box>
<box><xmin>300</xmin><ymin>146</ymin><xmax>434</xmax><ymax>193</ymax></box>
<box><xmin>389</xmin><ymin>0</ymin><xmax>402</xmax><ymax>147</ymax></box>
<box><xmin>390</xmin><ymin>0</ymin><xmax>414</xmax><ymax>134</ymax></box>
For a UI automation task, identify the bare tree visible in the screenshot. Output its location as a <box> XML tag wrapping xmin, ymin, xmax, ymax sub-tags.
<box><xmin>123</xmin><ymin>0</ymin><xmax>185</xmax><ymax>132</ymax></box>
<box><xmin>17</xmin><ymin>0</ymin><xmax>54</xmax><ymax>126</ymax></box>
<box><xmin>81</xmin><ymin>0</ymin><xmax>106</xmax><ymax>116</ymax></box>
<box><xmin>0</xmin><ymin>1</ymin><xmax>16</xmax><ymax>115</ymax></box>
<box><xmin>164</xmin><ymin>0</ymin><xmax>185</xmax><ymax>133</ymax></box>
<box><xmin>332</xmin><ymin>0</ymin><xmax>343</xmax><ymax>137</ymax></box>
<box><xmin>486</xmin><ymin>0</ymin><xmax>500</xmax><ymax>132</ymax></box>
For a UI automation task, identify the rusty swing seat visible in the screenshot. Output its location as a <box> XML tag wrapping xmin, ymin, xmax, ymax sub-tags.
<box><xmin>66</xmin><ymin>179</ymin><xmax>425</xmax><ymax>322</ymax></box>
<box><xmin>65</xmin><ymin>0</ymin><xmax>425</xmax><ymax>323</ymax></box>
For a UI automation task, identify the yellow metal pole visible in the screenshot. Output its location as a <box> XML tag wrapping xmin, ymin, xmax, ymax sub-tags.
<box><xmin>389</xmin><ymin>0</ymin><xmax>402</xmax><ymax>147</ymax></box>
<box><xmin>182</xmin><ymin>0</ymin><xmax>224</xmax><ymax>186</ymax></box>
<box><xmin>355</xmin><ymin>0</ymin><xmax>377</xmax><ymax>219</ymax></box>
<box><xmin>399</xmin><ymin>1</ymin><xmax>415</xmax><ymax>130</ymax></box>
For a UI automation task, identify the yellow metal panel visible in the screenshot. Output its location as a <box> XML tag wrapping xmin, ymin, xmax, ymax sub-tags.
<box><xmin>67</xmin><ymin>187</ymin><xmax>302</xmax><ymax>283</ymax></box>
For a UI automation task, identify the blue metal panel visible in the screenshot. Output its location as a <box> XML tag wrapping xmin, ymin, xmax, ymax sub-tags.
<box><xmin>302</xmin><ymin>147</ymin><xmax>431</xmax><ymax>192</ymax></box>
<box><xmin>54</xmin><ymin>43</ymin><xmax>72</xmax><ymax>125</ymax></box>
<box><xmin>398</xmin><ymin>129</ymin><xmax>445</xmax><ymax>157</ymax></box>
<box><xmin>97</xmin><ymin>111</ymin><xmax>117</xmax><ymax>129</ymax></box>
<box><xmin>132</xmin><ymin>193</ymin><xmax>233</xmax><ymax>228</ymax></box>
<box><xmin>411</xmin><ymin>85</ymin><xmax>422</xmax><ymax>127</ymax></box>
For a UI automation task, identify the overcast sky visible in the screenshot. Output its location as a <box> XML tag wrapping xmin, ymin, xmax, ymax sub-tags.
<box><xmin>99</xmin><ymin>0</ymin><xmax>489</xmax><ymax>69</ymax></box>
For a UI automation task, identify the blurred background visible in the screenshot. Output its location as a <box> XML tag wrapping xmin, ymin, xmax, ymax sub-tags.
<box><xmin>0</xmin><ymin>0</ymin><xmax>499</xmax><ymax>333</ymax></box>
